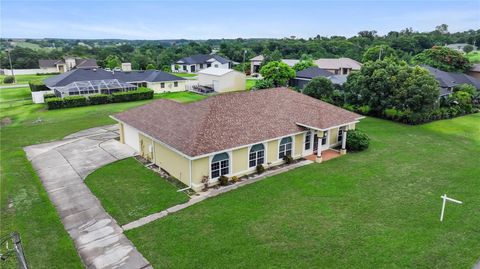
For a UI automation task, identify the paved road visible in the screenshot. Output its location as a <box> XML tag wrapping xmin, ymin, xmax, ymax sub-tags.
<box><xmin>25</xmin><ymin>125</ymin><xmax>152</xmax><ymax>269</ymax></box>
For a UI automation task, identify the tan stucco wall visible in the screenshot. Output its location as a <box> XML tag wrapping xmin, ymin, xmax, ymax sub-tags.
<box><xmin>267</xmin><ymin>140</ymin><xmax>278</xmax><ymax>165</ymax></box>
<box><xmin>153</xmin><ymin>141</ymin><xmax>191</xmax><ymax>186</ymax></box>
<box><xmin>148</xmin><ymin>80</ymin><xmax>186</xmax><ymax>93</ymax></box>
<box><xmin>329</xmin><ymin>127</ymin><xmax>339</xmax><ymax>146</ymax></box>
<box><xmin>232</xmin><ymin>147</ymin><xmax>248</xmax><ymax>174</ymax></box>
<box><xmin>191</xmin><ymin>157</ymin><xmax>209</xmax><ymax>185</ymax></box>
<box><xmin>198</xmin><ymin>71</ymin><xmax>246</xmax><ymax>92</ymax></box>
<box><xmin>294</xmin><ymin>133</ymin><xmax>303</xmax><ymax>157</ymax></box>
<box><xmin>139</xmin><ymin>133</ymin><xmax>154</xmax><ymax>161</ymax></box>
<box><xmin>119</xmin><ymin>123</ymin><xmax>125</xmax><ymax>143</ymax></box>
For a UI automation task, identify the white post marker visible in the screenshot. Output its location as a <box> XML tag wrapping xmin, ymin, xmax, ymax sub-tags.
<box><xmin>440</xmin><ymin>194</ymin><xmax>463</xmax><ymax>222</ymax></box>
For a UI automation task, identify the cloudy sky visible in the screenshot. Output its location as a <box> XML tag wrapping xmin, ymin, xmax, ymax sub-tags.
<box><xmin>1</xmin><ymin>0</ymin><xmax>479</xmax><ymax>39</ymax></box>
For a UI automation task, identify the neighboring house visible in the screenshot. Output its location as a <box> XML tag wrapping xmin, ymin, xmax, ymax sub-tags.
<box><xmin>195</xmin><ymin>67</ymin><xmax>246</xmax><ymax>93</ymax></box>
<box><xmin>467</xmin><ymin>64</ymin><xmax>480</xmax><ymax>79</ymax></box>
<box><xmin>171</xmin><ymin>54</ymin><xmax>233</xmax><ymax>73</ymax></box>
<box><xmin>249</xmin><ymin>55</ymin><xmax>300</xmax><ymax>75</ymax></box>
<box><xmin>39</xmin><ymin>57</ymin><xmax>98</xmax><ymax>73</ymax></box>
<box><xmin>44</xmin><ymin>68</ymin><xmax>186</xmax><ymax>99</ymax></box>
<box><xmin>422</xmin><ymin>65</ymin><xmax>480</xmax><ymax>97</ymax></box>
<box><xmin>314</xmin><ymin>58</ymin><xmax>362</xmax><ymax>75</ymax></box>
<box><xmin>290</xmin><ymin>66</ymin><xmax>347</xmax><ymax>89</ymax></box>
<box><xmin>445</xmin><ymin>43</ymin><xmax>477</xmax><ymax>52</ymax></box>
<box><xmin>113</xmin><ymin>88</ymin><xmax>363</xmax><ymax>191</ymax></box>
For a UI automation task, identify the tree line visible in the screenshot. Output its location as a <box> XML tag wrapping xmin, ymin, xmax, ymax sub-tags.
<box><xmin>1</xmin><ymin>25</ymin><xmax>478</xmax><ymax>70</ymax></box>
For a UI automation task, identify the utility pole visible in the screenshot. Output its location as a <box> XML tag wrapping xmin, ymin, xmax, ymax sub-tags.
<box><xmin>242</xmin><ymin>50</ymin><xmax>247</xmax><ymax>74</ymax></box>
<box><xmin>5</xmin><ymin>49</ymin><xmax>16</xmax><ymax>83</ymax></box>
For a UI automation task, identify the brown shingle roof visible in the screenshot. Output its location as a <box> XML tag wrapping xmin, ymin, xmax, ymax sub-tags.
<box><xmin>114</xmin><ymin>88</ymin><xmax>362</xmax><ymax>157</ymax></box>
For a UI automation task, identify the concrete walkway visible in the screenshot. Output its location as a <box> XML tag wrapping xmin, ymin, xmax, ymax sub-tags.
<box><xmin>123</xmin><ymin>159</ymin><xmax>313</xmax><ymax>231</ymax></box>
<box><xmin>24</xmin><ymin>125</ymin><xmax>151</xmax><ymax>269</ymax></box>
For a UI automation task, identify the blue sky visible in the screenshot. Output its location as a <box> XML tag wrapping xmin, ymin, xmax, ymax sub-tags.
<box><xmin>1</xmin><ymin>0</ymin><xmax>479</xmax><ymax>39</ymax></box>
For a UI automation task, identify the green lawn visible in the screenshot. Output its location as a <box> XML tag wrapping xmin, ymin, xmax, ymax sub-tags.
<box><xmin>85</xmin><ymin>158</ymin><xmax>189</xmax><ymax>225</ymax></box>
<box><xmin>0</xmin><ymin>90</ymin><xmax>205</xmax><ymax>268</ymax></box>
<box><xmin>0</xmin><ymin>74</ymin><xmax>55</xmax><ymax>85</ymax></box>
<box><xmin>169</xmin><ymin>72</ymin><xmax>197</xmax><ymax>78</ymax></box>
<box><xmin>466</xmin><ymin>51</ymin><xmax>480</xmax><ymax>63</ymax></box>
<box><xmin>246</xmin><ymin>78</ymin><xmax>256</xmax><ymax>90</ymax></box>
<box><xmin>125</xmin><ymin>114</ymin><xmax>480</xmax><ymax>268</ymax></box>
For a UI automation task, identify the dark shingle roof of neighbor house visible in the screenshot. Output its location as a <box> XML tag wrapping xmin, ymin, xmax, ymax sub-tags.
<box><xmin>38</xmin><ymin>58</ymin><xmax>98</xmax><ymax>69</ymax></box>
<box><xmin>39</xmin><ymin>59</ymin><xmax>62</xmax><ymax>68</ymax></box>
<box><xmin>175</xmin><ymin>54</ymin><xmax>231</xmax><ymax>65</ymax></box>
<box><xmin>44</xmin><ymin>68</ymin><xmax>185</xmax><ymax>87</ymax></box>
<box><xmin>296</xmin><ymin>67</ymin><xmax>334</xmax><ymax>79</ymax></box>
<box><xmin>114</xmin><ymin>88</ymin><xmax>362</xmax><ymax>157</ymax></box>
<box><xmin>422</xmin><ymin>65</ymin><xmax>480</xmax><ymax>90</ymax></box>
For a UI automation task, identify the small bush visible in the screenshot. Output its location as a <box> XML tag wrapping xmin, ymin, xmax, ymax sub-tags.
<box><xmin>29</xmin><ymin>80</ymin><xmax>49</xmax><ymax>92</ymax></box>
<box><xmin>283</xmin><ymin>155</ymin><xmax>294</xmax><ymax>164</ymax></box>
<box><xmin>43</xmin><ymin>93</ymin><xmax>56</xmax><ymax>100</ymax></box>
<box><xmin>256</xmin><ymin>164</ymin><xmax>265</xmax><ymax>174</ymax></box>
<box><xmin>36</xmin><ymin>72</ymin><xmax>60</xmax><ymax>76</ymax></box>
<box><xmin>3</xmin><ymin>76</ymin><xmax>14</xmax><ymax>84</ymax></box>
<box><xmin>111</xmin><ymin>87</ymin><xmax>154</xmax><ymax>103</ymax></box>
<box><xmin>45</xmin><ymin>98</ymin><xmax>63</xmax><ymax>110</ymax></box>
<box><xmin>218</xmin><ymin>175</ymin><xmax>229</xmax><ymax>186</ymax></box>
<box><xmin>89</xmin><ymin>94</ymin><xmax>110</xmax><ymax>105</ymax></box>
<box><xmin>346</xmin><ymin>129</ymin><xmax>370</xmax><ymax>151</ymax></box>
<box><xmin>253</xmin><ymin>79</ymin><xmax>274</xmax><ymax>90</ymax></box>
<box><xmin>357</xmin><ymin>105</ymin><xmax>371</xmax><ymax>114</ymax></box>
<box><xmin>231</xmin><ymin>176</ymin><xmax>239</xmax><ymax>183</ymax></box>
<box><xmin>63</xmin><ymin>96</ymin><xmax>88</xmax><ymax>108</ymax></box>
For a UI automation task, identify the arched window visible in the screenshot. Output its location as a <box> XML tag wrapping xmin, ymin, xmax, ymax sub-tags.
<box><xmin>249</xmin><ymin>144</ymin><xmax>265</xmax><ymax>168</ymax></box>
<box><xmin>211</xmin><ymin>152</ymin><xmax>229</xmax><ymax>178</ymax></box>
<box><xmin>279</xmin><ymin>137</ymin><xmax>292</xmax><ymax>159</ymax></box>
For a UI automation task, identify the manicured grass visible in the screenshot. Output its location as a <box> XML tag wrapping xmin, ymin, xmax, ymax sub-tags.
<box><xmin>85</xmin><ymin>158</ymin><xmax>189</xmax><ymax>225</ymax></box>
<box><xmin>0</xmin><ymin>74</ymin><xmax>54</xmax><ymax>85</ymax></box>
<box><xmin>0</xmin><ymin>91</ymin><xmax>205</xmax><ymax>268</ymax></box>
<box><xmin>125</xmin><ymin>114</ymin><xmax>480</xmax><ymax>268</ymax></box>
<box><xmin>169</xmin><ymin>72</ymin><xmax>197</xmax><ymax>78</ymax></box>
<box><xmin>466</xmin><ymin>51</ymin><xmax>480</xmax><ymax>63</ymax></box>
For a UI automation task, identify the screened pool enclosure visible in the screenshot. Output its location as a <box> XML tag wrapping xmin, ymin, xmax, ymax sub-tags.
<box><xmin>53</xmin><ymin>79</ymin><xmax>138</xmax><ymax>98</ymax></box>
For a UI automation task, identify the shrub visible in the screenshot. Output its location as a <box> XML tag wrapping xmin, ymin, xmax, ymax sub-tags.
<box><xmin>3</xmin><ymin>76</ymin><xmax>14</xmax><ymax>84</ymax></box>
<box><xmin>218</xmin><ymin>175</ymin><xmax>229</xmax><ymax>186</ymax></box>
<box><xmin>89</xmin><ymin>94</ymin><xmax>110</xmax><ymax>105</ymax></box>
<box><xmin>256</xmin><ymin>164</ymin><xmax>265</xmax><ymax>174</ymax></box>
<box><xmin>111</xmin><ymin>87</ymin><xmax>154</xmax><ymax>103</ymax></box>
<box><xmin>45</xmin><ymin>98</ymin><xmax>63</xmax><ymax>110</ymax></box>
<box><xmin>253</xmin><ymin>79</ymin><xmax>274</xmax><ymax>90</ymax></box>
<box><xmin>29</xmin><ymin>80</ymin><xmax>49</xmax><ymax>92</ymax></box>
<box><xmin>346</xmin><ymin>129</ymin><xmax>370</xmax><ymax>151</ymax></box>
<box><xmin>357</xmin><ymin>105</ymin><xmax>371</xmax><ymax>115</ymax></box>
<box><xmin>43</xmin><ymin>93</ymin><xmax>57</xmax><ymax>100</ymax></box>
<box><xmin>231</xmin><ymin>176</ymin><xmax>239</xmax><ymax>183</ymax></box>
<box><xmin>283</xmin><ymin>155</ymin><xmax>294</xmax><ymax>164</ymax></box>
<box><xmin>63</xmin><ymin>96</ymin><xmax>88</xmax><ymax>108</ymax></box>
<box><xmin>36</xmin><ymin>72</ymin><xmax>60</xmax><ymax>76</ymax></box>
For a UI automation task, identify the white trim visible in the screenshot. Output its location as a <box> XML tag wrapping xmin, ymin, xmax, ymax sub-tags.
<box><xmin>295</xmin><ymin>120</ymin><xmax>360</xmax><ymax>132</ymax></box>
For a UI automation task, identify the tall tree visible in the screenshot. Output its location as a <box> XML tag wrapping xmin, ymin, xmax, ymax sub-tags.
<box><xmin>259</xmin><ymin>61</ymin><xmax>295</xmax><ymax>87</ymax></box>
<box><xmin>362</xmin><ymin>45</ymin><xmax>397</xmax><ymax>62</ymax></box>
<box><xmin>412</xmin><ymin>46</ymin><xmax>472</xmax><ymax>72</ymax></box>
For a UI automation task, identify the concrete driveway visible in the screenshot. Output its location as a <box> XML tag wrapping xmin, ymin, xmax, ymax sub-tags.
<box><xmin>25</xmin><ymin>125</ymin><xmax>151</xmax><ymax>269</ymax></box>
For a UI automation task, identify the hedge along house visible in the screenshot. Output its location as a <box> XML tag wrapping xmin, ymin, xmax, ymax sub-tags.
<box><xmin>112</xmin><ymin>88</ymin><xmax>363</xmax><ymax>191</ymax></box>
<box><xmin>43</xmin><ymin>68</ymin><xmax>186</xmax><ymax>100</ymax></box>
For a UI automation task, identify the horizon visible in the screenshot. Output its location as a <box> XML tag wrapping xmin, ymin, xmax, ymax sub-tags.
<box><xmin>1</xmin><ymin>0</ymin><xmax>479</xmax><ymax>40</ymax></box>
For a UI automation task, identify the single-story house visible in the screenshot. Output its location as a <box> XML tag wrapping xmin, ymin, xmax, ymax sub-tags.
<box><xmin>171</xmin><ymin>54</ymin><xmax>233</xmax><ymax>73</ymax></box>
<box><xmin>39</xmin><ymin>57</ymin><xmax>98</xmax><ymax>73</ymax></box>
<box><xmin>467</xmin><ymin>64</ymin><xmax>480</xmax><ymax>80</ymax></box>
<box><xmin>290</xmin><ymin>66</ymin><xmax>347</xmax><ymax>89</ymax></box>
<box><xmin>44</xmin><ymin>68</ymin><xmax>186</xmax><ymax>99</ymax></box>
<box><xmin>196</xmin><ymin>67</ymin><xmax>246</xmax><ymax>93</ymax></box>
<box><xmin>422</xmin><ymin>65</ymin><xmax>480</xmax><ymax>97</ymax></box>
<box><xmin>250</xmin><ymin>55</ymin><xmax>300</xmax><ymax>75</ymax></box>
<box><xmin>314</xmin><ymin>58</ymin><xmax>362</xmax><ymax>75</ymax></box>
<box><xmin>113</xmin><ymin>88</ymin><xmax>363</xmax><ymax>191</ymax></box>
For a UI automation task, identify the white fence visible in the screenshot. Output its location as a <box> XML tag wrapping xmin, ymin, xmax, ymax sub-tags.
<box><xmin>31</xmin><ymin>91</ymin><xmax>54</xmax><ymax>104</ymax></box>
<box><xmin>2</xmin><ymin>68</ymin><xmax>49</xmax><ymax>75</ymax></box>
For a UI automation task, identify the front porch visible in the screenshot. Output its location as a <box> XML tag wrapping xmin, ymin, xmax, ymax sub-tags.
<box><xmin>304</xmin><ymin>149</ymin><xmax>342</xmax><ymax>162</ymax></box>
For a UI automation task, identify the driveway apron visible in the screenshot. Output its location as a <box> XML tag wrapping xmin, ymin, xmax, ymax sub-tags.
<box><xmin>24</xmin><ymin>125</ymin><xmax>151</xmax><ymax>269</ymax></box>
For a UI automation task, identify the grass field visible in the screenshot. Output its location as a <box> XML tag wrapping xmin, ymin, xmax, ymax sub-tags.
<box><xmin>466</xmin><ymin>51</ymin><xmax>480</xmax><ymax>63</ymax></box>
<box><xmin>0</xmin><ymin>74</ymin><xmax>55</xmax><ymax>85</ymax></box>
<box><xmin>0</xmin><ymin>88</ymin><xmax>204</xmax><ymax>268</ymax></box>
<box><xmin>85</xmin><ymin>158</ymin><xmax>189</xmax><ymax>225</ymax></box>
<box><xmin>125</xmin><ymin>114</ymin><xmax>480</xmax><ymax>268</ymax></box>
<box><xmin>169</xmin><ymin>72</ymin><xmax>197</xmax><ymax>78</ymax></box>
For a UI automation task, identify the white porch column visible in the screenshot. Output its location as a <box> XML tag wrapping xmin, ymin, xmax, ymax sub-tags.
<box><xmin>316</xmin><ymin>135</ymin><xmax>323</xmax><ymax>163</ymax></box>
<box><xmin>340</xmin><ymin>130</ymin><xmax>347</xmax><ymax>155</ymax></box>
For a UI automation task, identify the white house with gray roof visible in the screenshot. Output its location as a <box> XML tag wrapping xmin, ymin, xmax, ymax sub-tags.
<box><xmin>171</xmin><ymin>54</ymin><xmax>233</xmax><ymax>73</ymax></box>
